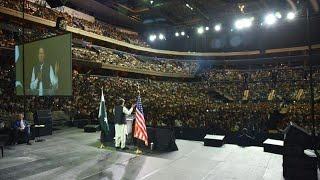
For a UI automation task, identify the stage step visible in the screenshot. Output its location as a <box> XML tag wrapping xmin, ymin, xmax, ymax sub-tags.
<box><xmin>204</xmin><ymin>134</ymin><xmax>225</xmax><ymax>147</ymax></box>
<box><xmin>263</xmin><ymin>138</ymin><xmax>283</xmax><ymax>154</ymax></box>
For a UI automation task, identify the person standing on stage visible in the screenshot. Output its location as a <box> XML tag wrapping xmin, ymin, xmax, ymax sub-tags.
<box><xmin>114</xmin><ymin>98</ymin><xmax>135</xmax><ymax>150</ymax></box>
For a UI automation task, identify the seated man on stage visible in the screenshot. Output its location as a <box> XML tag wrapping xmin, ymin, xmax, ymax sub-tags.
<box><xmin>114</xmin><ymin>98</ymin><xmax>135</xmax><ymax>150</ymax></box>
<box><xmin>13</xmin><ymin>113</ymin><xmax>32</xmax><ymax>145</ymax></box>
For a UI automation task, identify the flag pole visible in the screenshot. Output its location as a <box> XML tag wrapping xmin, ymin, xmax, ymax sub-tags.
<box><xmin>99</xmin><ymin>87</ymin><xmax>106</xmax><ymax>149</ymax></box>
<box><xmin>135</xmin><ymin>84</ymin><xmax>142</xmax><ymax>154</ymax></box>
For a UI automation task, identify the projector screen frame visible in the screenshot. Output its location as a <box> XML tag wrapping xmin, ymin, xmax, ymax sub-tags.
<box><xmin>16</xmin><ymin>32</ymin><xmax>73</xmax><ymax>97</ymax></box>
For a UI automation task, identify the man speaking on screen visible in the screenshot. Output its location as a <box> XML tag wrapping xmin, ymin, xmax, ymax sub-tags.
<box><xmin>30</xmin><ymin>47</ymin><xmax>59</xmax><ymax>96</ymax></box>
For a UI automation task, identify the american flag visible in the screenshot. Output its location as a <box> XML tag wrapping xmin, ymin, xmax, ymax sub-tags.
<box><xmin>134</xmin><ymin>95</ymin><xmax>148</xmax><ymax>146</ymax></box>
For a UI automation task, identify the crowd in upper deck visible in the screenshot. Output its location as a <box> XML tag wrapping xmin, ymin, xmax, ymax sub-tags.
<box><xmin>0</xmin><ymin>0</ymin><xmax>149</xmax><ymax>47</ymax></box>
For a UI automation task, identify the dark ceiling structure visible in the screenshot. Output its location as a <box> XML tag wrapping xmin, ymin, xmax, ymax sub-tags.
<box><xmin>92</xmin><ymin>0</ymin><xmax>305</xmax><ymax>27</ymax></box>
<box><xmin>65</xmin><ymin>0</ymin><xmax>320</xmax><ymax>52</ymax></box>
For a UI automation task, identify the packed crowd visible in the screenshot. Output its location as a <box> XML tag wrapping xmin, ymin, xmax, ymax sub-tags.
<box><xmin>72</xmin><ymin>46</ymin><xmax>199</xmax><ymax>74</ymax></box>
<box><xmin>200</xmin><ymin>63</ymin><xmax>320</xmax><ymax>101</ymax></box>
<box><xmin>0</xmin><ymin>0</ymin><xmax>149</xmax><ymax>47</ymax></box>
<box><xmin>201</xmin><ymin>63</ymin><xmax>309</xmax><ymax>82</ymax></box>
<box><xmin>0</xmin><ymin>1</ymin><xmax>319</xmax><ymax>135</ymax></box>
<box><xmin>0</xmin><ymin>61</ymin><xmax>319</xmax><ymax>133</ymax></box>
<box><xmin>0</xmin><ymin>28</ymin><xmax>198</xmax><ymax>75</ymax></box>
<box><xmin>0</xmin><ymin>29</ymin><xmax>16</xmax><ymax>48</ymax></box>
<box><xmin>0</xmin><ymin>21</ymin><xmax>59</xmax><ymax>48</ymax></box>
<box><xmin>0</xmin><ymin>19</ymin><xmax>199</xmax><ymax>75</ymax></box>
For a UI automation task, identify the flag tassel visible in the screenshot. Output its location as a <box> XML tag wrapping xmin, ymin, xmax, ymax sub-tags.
<box><xmin>135</xmin><ymin>140</ymin><xmax>142</xmax><ymax>154</ymax></box>
<box><xmin>135</xmin><ymin>148</ymin><xmax>142</xmax><ymax>154</ymax></box>
<box><xmin>99</xmin><ymin>144</ymin><xmax>106</xmax><ymax>149</ymax></box>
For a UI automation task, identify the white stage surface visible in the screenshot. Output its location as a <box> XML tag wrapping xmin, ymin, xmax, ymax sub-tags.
<box><xmin>0</xmin><ymin>127</ymin><xmax>287</xmax><ymax>180</ymax></box>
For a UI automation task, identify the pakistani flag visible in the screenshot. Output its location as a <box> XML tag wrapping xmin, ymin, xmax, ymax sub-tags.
<box><xmin>99</xmin><ymin>89</ymin><xmax>109</xmax><ymax>142</ymax></box>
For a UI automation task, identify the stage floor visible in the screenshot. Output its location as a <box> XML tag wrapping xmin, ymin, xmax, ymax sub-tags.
<box><xmin>0</xmin><ymin>127</ymin><xmax>285</xmax><ymax>180</ymax></box>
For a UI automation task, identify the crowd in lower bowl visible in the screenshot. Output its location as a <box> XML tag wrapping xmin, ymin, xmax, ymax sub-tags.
<box><xmin>0</xmin><ymin>62</ymin><xmax>319</xmax><ymax>135</ymax></box>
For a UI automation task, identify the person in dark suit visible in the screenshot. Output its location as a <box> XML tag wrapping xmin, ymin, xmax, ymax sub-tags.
<box><xmin>13</xmin><ymin>113</ymin><xmax>31</xmax><ymax>145</ymax></box>
<box><xmin>238</xmin><ymin>128</ymin><xmax>254</xmax><ymax>147</ymax></box>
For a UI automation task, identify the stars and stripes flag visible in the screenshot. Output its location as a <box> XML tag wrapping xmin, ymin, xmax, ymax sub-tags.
<box><xmin>134</xmin><ymin>95</ymin><xmax>148</xmax><ymax>146</ymax></box>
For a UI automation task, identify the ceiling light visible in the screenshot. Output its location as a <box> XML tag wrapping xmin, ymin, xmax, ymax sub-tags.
<box><xmin>149</xmin><ymin>34</ymin><xmax>156</xmax><ymax>41</ymax></box>
<box><xmin>150</xmin><ymin>0</ymin><xmax>153</xmax><ymax>4</ymax></box>
<box><xmin>235</xmin><ymin>20</ymin><xmax>243</xmax><ymax>29</ymax></box>
<box><xmin>234</xmin><ymin>18</ymin><xmax>252</xmax><ymax>30</ymax></box>
<box><xmin>181</xmin><ymin>31</ymin><xmax>185</xmax><ymax>36</ymax></box>
<box><xmin>265</xmin><ymin>13</ymin><xmax>277</xmax><ymax>25</ymax></box>
<box><xmin>275</xmin><ymin>12</ymin><xmax>282</xmax><ymax>19</ymax></box>
<box><xmin>205</xmin><ymin>26</ymin><xmax>209</xmax><ymax>31</ymax></box>
<box><xmin>287</xmin><ymin>12</ymin><xmax>295</xmax><ymax>20</ymax></box>
<box><xmin>197</xmin><ymin>27</ymin><xmax>204</xmax><ymax>34</ymax></box>
<box><xmin>186</xmin><ymin>3</ymin><xmax>193</xmax><ymax>10</ymax></box>
<box><xmin>214</xmin><ymin>24</ymin><xmax>221</xmax><ymax>31</ymax></box>
<box><xmin>159</xmin><ymin>33</ymin><xmax>165</xmax><ymax>40</ymax></box>
<box><xmin>175</xmin><ymin>32</ymin><xmax>179</xmax><ymax>37</ymax></box>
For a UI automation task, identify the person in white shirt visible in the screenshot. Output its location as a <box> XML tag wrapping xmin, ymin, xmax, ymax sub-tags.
<box><xmin>113</xmin><ymin>98</ymin><xmax>136</xmax><ymax>150</ymax></box>
<box><xmin>30</xmin><ymin>47</ymin><xmax>59</xmax><ymax>96</ymax></box>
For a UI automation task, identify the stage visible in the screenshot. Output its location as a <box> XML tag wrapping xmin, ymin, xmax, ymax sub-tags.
<box><xmin>0</xmin><ymin>127</ymin><xmax>284</xmax><ymax>180</ymax></box>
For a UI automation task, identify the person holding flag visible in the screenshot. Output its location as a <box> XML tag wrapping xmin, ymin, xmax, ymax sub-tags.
<box><xmin>98</xmin><ymin>88</ymin><xmax>109</xmax><ymax>148</ymax></box>
<box><xmin>114</xmin><ymin>98</ymin><xmax>136</xmax><ymax>150</ymax></box>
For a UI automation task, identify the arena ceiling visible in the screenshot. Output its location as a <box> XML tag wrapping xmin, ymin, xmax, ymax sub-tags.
<box><xmin>65</xmin><ymin>0</ymin><xmax>320</xmax><ymax>52</ymax></box>
<box><xmin>92</xmin><ymin>0</ymin><xmax>305</xmax><ymax>27</ymax></box>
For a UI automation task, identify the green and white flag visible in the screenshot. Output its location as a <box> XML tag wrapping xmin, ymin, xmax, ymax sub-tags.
<box><xmin>99</xmin><ymin>89</ymin><xmax>109</xmax><ymax>136</ymax></box>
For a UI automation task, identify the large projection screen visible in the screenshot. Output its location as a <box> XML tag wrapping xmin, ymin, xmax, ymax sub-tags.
<box><xmin>15</xmin><ymin>33</ymin><xmax>72</xmax><ymax>96</ymax></box>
